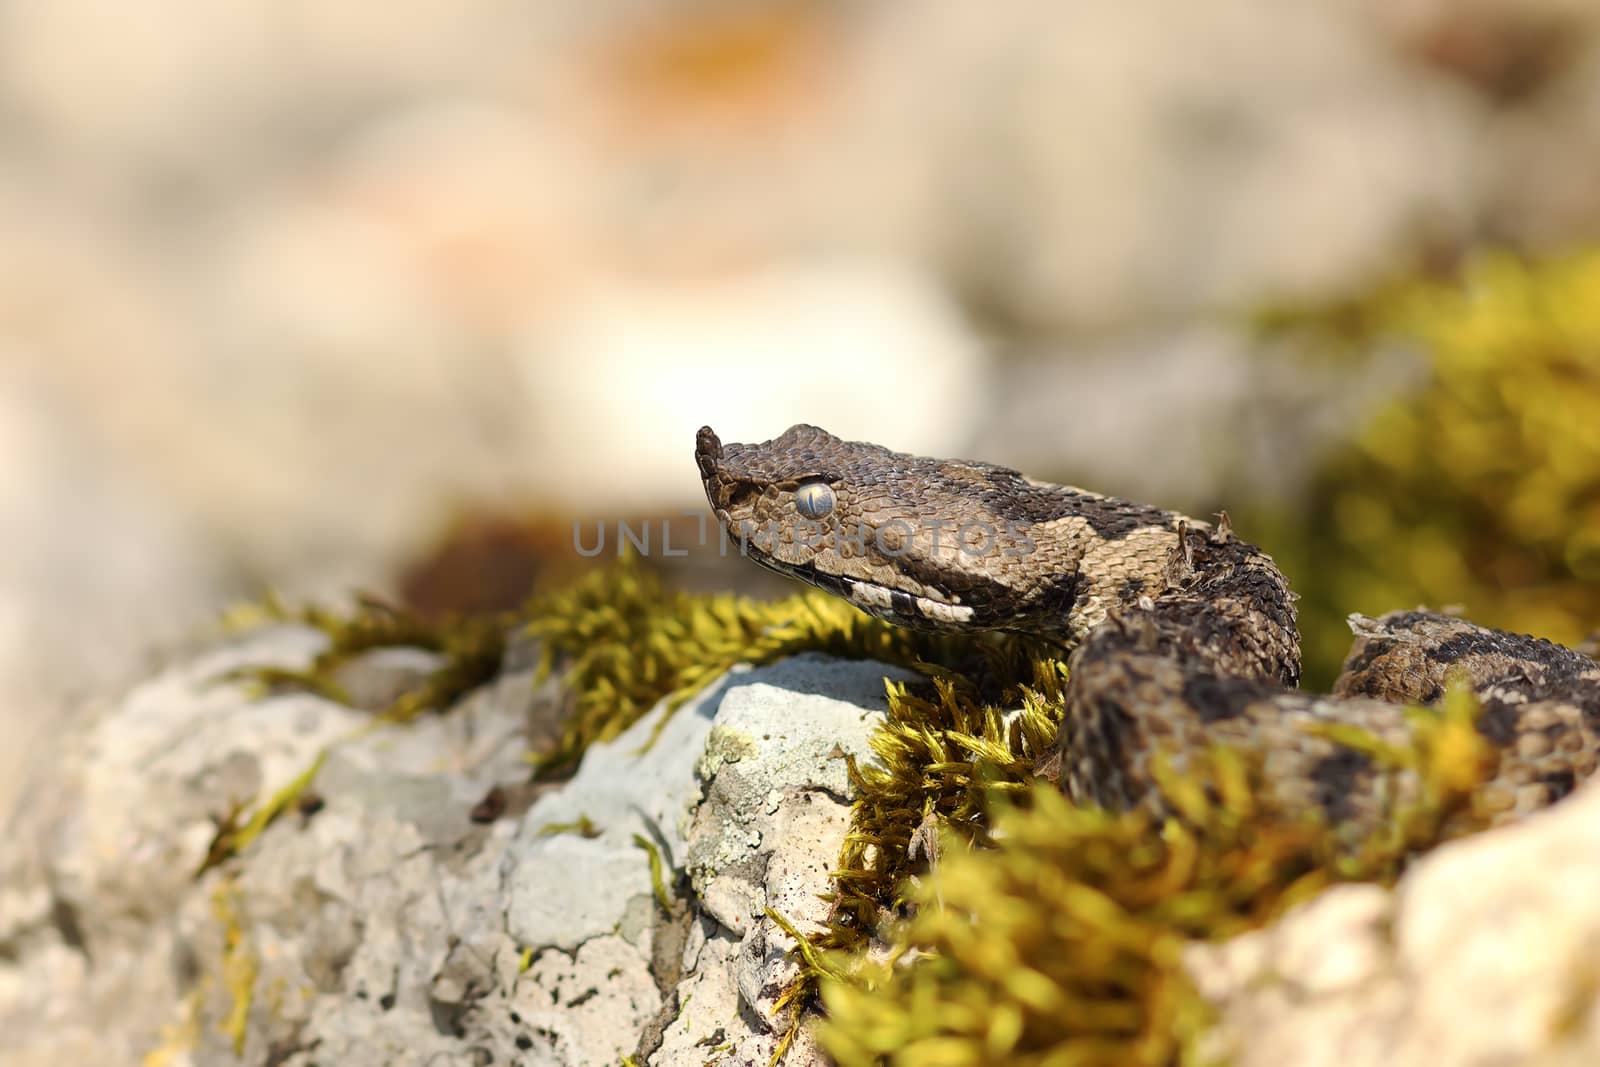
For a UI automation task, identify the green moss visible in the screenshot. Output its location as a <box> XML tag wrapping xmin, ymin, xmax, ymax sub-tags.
<box><xmin>1250</xmin><ymin>249</ymin><xmax>1600</xmax><ymax>684</ymax></box>
<box><xmin>211</xmin><ymin>878</ymin><xmax>258</xmax><ymax>1056</ymax></box>
<box><xmin>810</xmin><ymin>689</ymin><xmax>1491</xmax><ymax>1067</ymax></box>
<box><xmin>226</xmin><ymin>591</ymin><xmax>510</xmax><ymax>725</ymax></box>
<box><xmin>196</xmin><ymin>751</ymin><xmax>328</xmax><ymax>877</ymax></box>
<box><xmin>516</xmin><ymin>558</ymin><xmax>1048</xmax><ymax>777</ymax></box>
<box><xmin>820</xmin><ymin>660</ymin><xmax>1066</xmax><ymax>939</ymax></box>
<box><xmin>741</xmin><ymin>643</ymin><xmax>1068</xmax><ymax>1060</ymax></box>
<box><xmin>632</xmin><ymin>833</ymin><xmax>676</xmax><ymax>913</ymax></box>
<box><xmin>537</xmin><ymin>815</ymin><xmax>602</xmax><ymax>838</ymax></box>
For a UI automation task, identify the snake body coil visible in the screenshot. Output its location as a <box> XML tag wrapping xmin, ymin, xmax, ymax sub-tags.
<box><xmin>696</xmin><ymin>424</ymin><xmax>1600</xmax><ymax>832</ymax></box>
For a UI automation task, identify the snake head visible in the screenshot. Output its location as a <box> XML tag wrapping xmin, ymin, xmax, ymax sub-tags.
<box><xmin>694</xmin><ymin>423</ymin><xmax>1087</xmax><ymax>636</ymax></box>
<box><xmin>696</xmin><ymin>424</ymin><xmax>834</xmax><ymax>516</ymax></box>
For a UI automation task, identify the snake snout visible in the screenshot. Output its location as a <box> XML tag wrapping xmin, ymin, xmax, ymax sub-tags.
<box><xmin>695</xmin><ymin>426</ymin><xmax>724</xmax><ymax>481</ymax></box>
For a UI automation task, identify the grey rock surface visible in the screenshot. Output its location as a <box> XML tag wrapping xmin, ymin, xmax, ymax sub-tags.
<box><xmin>0</xmin><ymin>632</ymin><xmax>912</xmax><ymax>1067</ymax></box>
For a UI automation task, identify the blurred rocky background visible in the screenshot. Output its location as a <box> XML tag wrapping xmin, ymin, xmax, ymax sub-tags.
<box><xmin>3</xmin><ymin>0</ymin><xmax>1600</xmax><ymax>822</ymax></box>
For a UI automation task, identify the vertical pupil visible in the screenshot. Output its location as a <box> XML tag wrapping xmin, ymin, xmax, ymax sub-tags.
<box><xmin>797</xmin><ymin>482</ymin><xmax>833</xmax><ymax>519</ymax></box>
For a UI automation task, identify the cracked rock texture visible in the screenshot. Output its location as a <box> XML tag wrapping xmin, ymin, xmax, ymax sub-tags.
<box><xmin>0</xmin><ymin>628</ymin><xmax>911</xmax><ymax>1066</ymax></box>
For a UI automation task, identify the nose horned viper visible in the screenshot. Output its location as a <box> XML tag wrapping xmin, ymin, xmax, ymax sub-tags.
<box><xmin>695</xmin><ymin>423</ymin><xmax>1600</xmax><ymax>833</ymax></box>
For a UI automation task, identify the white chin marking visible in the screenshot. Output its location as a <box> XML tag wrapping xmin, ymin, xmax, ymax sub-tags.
<box><xmin>848</xmin><ymin>583</ymin><xmax>895</xmax><ymax>610</ymax></box>
<box><xmin>847</xmin><ymin>580</ymin><xmax>974</xmax><ymax>624</ymax></box>
<box><xmin>916</xmin><ymin>597</ymin><xmax>974</xmax><ymax>624</ymax></box>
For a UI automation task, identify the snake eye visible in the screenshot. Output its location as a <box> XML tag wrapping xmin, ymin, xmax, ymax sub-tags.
<box><xmin>794</xmin><ymin>480</ymin><xmax>835</xmax><ymax>520</ymax></box>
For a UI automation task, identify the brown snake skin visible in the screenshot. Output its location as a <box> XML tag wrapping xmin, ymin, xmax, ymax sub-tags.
<box><xmin>696</xmin><ymin>424</ymin><xmax>1600</xmax><ymax>834</ymax></box>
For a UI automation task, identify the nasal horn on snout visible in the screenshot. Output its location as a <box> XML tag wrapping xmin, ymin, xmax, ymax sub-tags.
<box><xmin>695</xmin><ymin>426</ymin><xmax>724</xmax><ymax>480</ymax></box>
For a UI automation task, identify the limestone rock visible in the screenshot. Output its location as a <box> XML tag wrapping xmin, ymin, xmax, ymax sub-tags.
<box><xmin>0</xmin><ymin>631</ymin><xmax>911</xmax><ymax>1067</ymax></box>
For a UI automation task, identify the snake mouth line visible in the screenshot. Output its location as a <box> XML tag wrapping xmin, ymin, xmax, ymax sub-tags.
<box><xmin>740</xmin><ymin>547</ymin><xmax>977</xmax><ymax>628</ymax></box>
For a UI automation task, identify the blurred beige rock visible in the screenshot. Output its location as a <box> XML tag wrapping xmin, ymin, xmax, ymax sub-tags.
<box><xmin>870</xmin><ymin>0</ymin><xmax>1481</xmax><ymax>330</ymax></box>
<box><xmin>523</xmin><ymin>262</ymin><xmax>989</xmax><ymax>508</ymax></box>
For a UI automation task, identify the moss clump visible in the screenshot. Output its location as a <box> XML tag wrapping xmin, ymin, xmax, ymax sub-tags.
<box><xmin>229</xmin><ymin>561</ymin><xmax>974</xmax><ymax>776</ymax></box>
<box><xmin>764</xmin><ymin>654</ymin><xmax>1067</xmax><ymax>1059</ymax></box>
<box><xmin>811</xmin><ymin>690</ymin><xmax>1491</xmax><ymax>1067</ymax></box>
<box><xmin>833</xmin><ymin>660</ymin><xmax>1066</xmax><ymax>912</ymax></box>
<box><xmin>1253</xmin><ymin>249</ymin><xmax>1600</xmax><ymax>683</ymax></box>
<box><xmin>517</xmin><ymin>559</ymin><xmax>1047</xmax><ymax>777</ymax></box>
<box><xmin>225</xmin><ymin>592</ymin><xmax>510</xmax><ymax>724</ymax></box>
